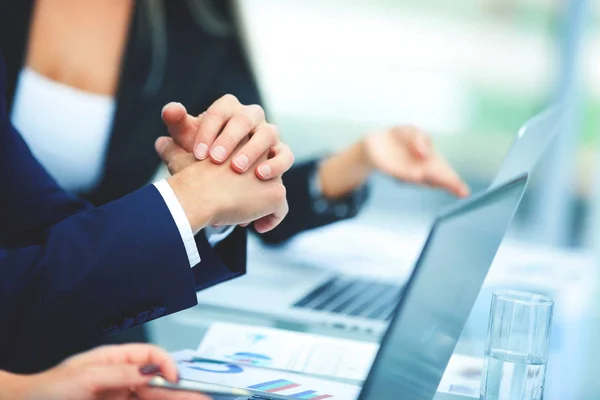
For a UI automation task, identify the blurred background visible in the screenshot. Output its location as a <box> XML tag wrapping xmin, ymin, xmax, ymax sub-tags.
<box><xmin>235</xmin><ymin>0</ymin><xmax>599</xmax><ymax>248</ymax></box>
<box><xmin>152</xmin><ymin>1</ymin><xmax>600</xmax><ymax>399</ymax></box>
<box><xmin>10</xmin><ymin>0</ymin><xmax>598</xmax><ymax>397</ymax></box>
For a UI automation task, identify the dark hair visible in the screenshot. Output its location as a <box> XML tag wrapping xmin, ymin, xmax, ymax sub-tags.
<box><xmin>142</xmin><ymin>0</ymin><xmax>231</xmax><ymax>94</ymax></box>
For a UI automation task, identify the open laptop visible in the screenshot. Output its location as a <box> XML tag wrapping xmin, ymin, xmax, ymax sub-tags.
<box><xmin>202</xmin><ymin>174</ymin><xmax>526</xmax><ymax>400</ymax></box>
<box><xmin>196</xmin><ymin>107</ymin><xmax>563</xmax><ymax>336</ymax></box>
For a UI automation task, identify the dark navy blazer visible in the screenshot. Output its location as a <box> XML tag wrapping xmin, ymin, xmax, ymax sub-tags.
<box><xmin>0</xmin><ymin>57</ymin><xmax>246</xmax><ymax>372</ymax></box>
<box><xmin>0</xmin><ymin>0</ymin><xmax>365</xmax><ymax>372</ymax></box>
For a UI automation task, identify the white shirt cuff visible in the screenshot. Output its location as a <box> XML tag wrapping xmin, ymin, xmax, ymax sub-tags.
<box><xmin>153</xmin><ymin>180</ymin><xmax>201</xmax><ymax>267</ymax></box>
<box><xmin>205</xmin><ymin>225</ymin><xmax>236</xmax><ymax>246</ymax></box>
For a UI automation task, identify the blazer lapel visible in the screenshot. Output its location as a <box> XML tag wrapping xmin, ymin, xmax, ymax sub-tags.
<box><xmin>85</xmin><ymin>2</ymin><xmax>161</xmax><ymax>205</ymax></box>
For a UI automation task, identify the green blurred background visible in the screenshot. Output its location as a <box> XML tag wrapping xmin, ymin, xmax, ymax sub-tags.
<box><xmin>234</xmin><ymin>0</ymin><xmax>599</xmax><ymax>247</ymax></box>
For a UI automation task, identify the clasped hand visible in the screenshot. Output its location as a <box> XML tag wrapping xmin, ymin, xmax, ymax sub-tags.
<box><xmin>155</xmin><ymin>94</ymin><xmax>294</xmax><ymax>234</ymax></box>
<box><xmin>153</xmin><ymin>94</ymin><xmax>470</xmax><ymax>236</ymax></box>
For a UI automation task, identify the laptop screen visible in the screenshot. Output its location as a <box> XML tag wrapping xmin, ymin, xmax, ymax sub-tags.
<box><xmin>358</xmin><ymin>175</ymin><xmax>528</xmax><ymax>400</ymax></box>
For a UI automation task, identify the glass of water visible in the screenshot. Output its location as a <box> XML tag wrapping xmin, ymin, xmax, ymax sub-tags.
<box><xmin>480</xmin><ymin>290</ymin><xmax>554</xmax><ymax>400</ymax></box>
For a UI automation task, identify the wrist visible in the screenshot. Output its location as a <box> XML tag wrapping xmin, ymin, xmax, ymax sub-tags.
<box><xmin>166</xmin><ymin>174</ymin><xmax>212</xmax><ymax>233</ymax></box>
<box><xmin>318</xmin><ymin>141</ymin><xmax>372</xmax><ymax>199</ymax></box>
<box><xmin>0</xmin><ymin>371</ymin><xmax>30</xmax><ymax>400</ymax></box>
<box><xmin>354</xmin><ymin>138</ymin><xmax>374</xmax><ymax>171</ymax></box>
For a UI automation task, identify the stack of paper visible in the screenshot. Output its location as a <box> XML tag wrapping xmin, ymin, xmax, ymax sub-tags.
<box><xmin>196</xmin><ymin>322</ymin><xmax>378</xmax><ymax>382</ymax></box>
<box><xmin>172</xmin><ymin>322</ymin><xmax>483</xmax><ymax>399</ymax></box>
<box><xmin>173</xmin><ymin>349</ymin><xmax>361</xmax><ymax>399</ymax></box>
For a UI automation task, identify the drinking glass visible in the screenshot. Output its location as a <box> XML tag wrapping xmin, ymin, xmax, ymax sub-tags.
<box><xmin>480</xmin><ymin>290</ymin><xmax>554</xmax><ymax>400</ymax></box>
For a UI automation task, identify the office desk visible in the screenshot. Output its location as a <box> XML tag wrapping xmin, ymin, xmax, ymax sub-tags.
<box><xmin>149</xmin><ymin>221</ymin><xmax>598</xmax><ymax>399</ymax></box>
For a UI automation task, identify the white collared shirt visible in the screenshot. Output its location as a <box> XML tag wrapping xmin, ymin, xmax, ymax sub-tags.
<box><xmin>11</xmin><ymin>67</ymin><xmax>233</xmax><ymax>267</ymax></box>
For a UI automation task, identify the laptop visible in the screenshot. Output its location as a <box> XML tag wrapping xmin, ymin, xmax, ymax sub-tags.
<box><xmin>210</xmin><ymin>174</ymin><xmax>526</xmax><ymax>400</ymax></box>
<box><xmin>196</xmin><ymin>107</ymin><xmax>563</xmax><ymax>336</ymax></box>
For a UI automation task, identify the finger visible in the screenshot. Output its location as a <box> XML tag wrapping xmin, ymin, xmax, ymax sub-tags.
<box><xmin>447</xmin><ymin>178</ymin><xmax>470</xmax><ymax>197</ymax></box>
<box><xmin>161</xmin><ymin>102</ymin><xmax>201</xmax><ymax>152</ymax></box>
<box><xmin>394</xmin><ymin>125</ymin><xmax>431</xmax><ymax>159</ymax></box>
<box><xmin>209</xmin><ymin>104</ymin><xmax>265</xmax><ymax>164</ymax></box>
<box><xmin>125</xmin><ymin>347</ymin><xmax>179</xmax><ymax>384</ymax></box>
<box><xmin>81</xmin><ymin>344</ymin><xmax>180</xmax><ymax>383</ymax></box>
<box><xmin>155</xmin><ymin>137</ymin><xmax>196</xmax><ymax>175</ymax></box>
<box><xmin>123</xmin><ymin>344</ymin><xmax>180</xmax><ymax>383</ymax></box>
<box><xmin>194</xmin><ymin>94</ymin><xmax>242</xmax><ymax>160</ymax></box>
<box><xmin>136</xmin><ymin>386</ymin><xmax>211</xmax><ymax>400</ymax></box>
<box><xmin>425</xmin><ymin>160</ymin><xmax>470</xmax><ymax>198</ymax></box>
<box><xmin>82</xmin><ymin>365</ymin><xmax>152</xmax><ymax>393</ymax></box>
<box><xmin>229</xmin><ymin>123</ymin><xmax>279</xmax><ymax>173</ymax></box>
<box><xmin>254</xmin><ymin>143</ymin><xmax>295</xmax><ymax>180</ymax></box>
<box><xmin>254</xmin><ymin>184</ymin><xmax>288</xmax><ymax>233</ymax></box>
<box><xmin>254</xmin><ymin>198</ymin><xmax>289</xmax><ymax>233</ymax></box>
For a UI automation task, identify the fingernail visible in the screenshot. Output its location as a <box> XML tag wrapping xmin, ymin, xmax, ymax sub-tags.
<box><xmin>194</xmin><ymin>143</ymin><xmax>209</xmax><ymax>160</ymax></box>
<box><xmin>140</xmin><ymin>364</ymin><xmax>161</xmax><ymax>375</ymax></box>
<box><xmin>258</xmin><ymin>164</ymin><xmax>271</xmax><ymax>178</ymax></box>
<box><xmin>211</xmin><ymin>145</ymin><xmax>227</xmax><ymax>162</ymax></box>
<box><xmin>233</xmin><ymin>154</ymin><xmax>249</xmax><ymax>170</ymax></box>
<box><xmin>155</xmin><ymin>137</ymin><xmax>169</xmax><ymax>154</ymax></box>
<box><xmin>161</xmin><ymin>102</ymin><xmax>180</xmax><ymax>117</ymax></box>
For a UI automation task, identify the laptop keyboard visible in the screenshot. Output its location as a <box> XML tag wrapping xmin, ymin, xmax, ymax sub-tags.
<box><xmin>292</xmin><ymin>277</ymin><xmax>404</xmax><ymax>321</ymax></box>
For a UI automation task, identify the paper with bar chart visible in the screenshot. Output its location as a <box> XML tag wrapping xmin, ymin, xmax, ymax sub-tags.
<box><xmin>196</xmin><ymin>322</ymin><xmax>378</xmax><ymax>381</ymax></box>
<box><xmin>172</xmin><ymin>349</ymin><xmax>361</xmax><ymax>399</ymax></box>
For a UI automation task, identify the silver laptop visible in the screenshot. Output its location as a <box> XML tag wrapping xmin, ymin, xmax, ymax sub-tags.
<box><xmin>224</xmin><ymin>175</ymin><xmax>528</xmax><ymax>400</ymax></box>
<box><xmin>196</xmin><ymin>107</ymin><xmax>563</xmax><ymax>336</ymax></box>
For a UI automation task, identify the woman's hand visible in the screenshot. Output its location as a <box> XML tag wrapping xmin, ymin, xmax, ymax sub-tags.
<box><xmin>156</xmin><ymin>136</ymin><xmax>288</xmax><ymax>233</ymax></box>
<box><xmin>318</xmin><ymin>125</ymin><xmax>470</xmax><ymax>199</ymax></box>
<box><xmin>161</xmin><ymin>95</ymin><xmax>294</xmax><ymax>180</ymax></box>
<box><xmin>8</xmin><ymin>344</ymin><xmax>208</xmax><ymax>400</ymax></box>
<box><xmin>160</xmin><ymin>96</ymin><xmax>293</xmax><ymax>233</ymax></box>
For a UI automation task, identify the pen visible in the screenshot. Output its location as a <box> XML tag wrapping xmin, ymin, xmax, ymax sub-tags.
<box><xmin>148</xmin><ymin>376</ymin><xmax>252</xmax><ymax>397</ymax></box>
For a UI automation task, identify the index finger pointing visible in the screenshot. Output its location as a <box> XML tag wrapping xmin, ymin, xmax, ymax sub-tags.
<box><xmin>425</xmin><ymin>159</ymin><xmax>470</xmax><ymax>198</ymax></box>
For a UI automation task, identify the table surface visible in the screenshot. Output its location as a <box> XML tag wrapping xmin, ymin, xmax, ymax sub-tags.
<box><xmin>149</xmin><ymin>220</ymin><xmax>600</xmax><ymax>399</ymax></box>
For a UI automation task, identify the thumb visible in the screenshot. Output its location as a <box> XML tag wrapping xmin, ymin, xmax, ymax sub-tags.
<box><xmin>83</xmin><ymin>365</ymin><xmax>151</xmax><ymax>393</ymax></box>
<box><xmin>161</xmin><ymin>102</ymin><xmax>200</xmax><ymax>152</ymax></box>
<box><xmin>155</xmin><ymin>137</ymin><xmax>197</xmax><ymax>174</ymax></box>
<box><xmin>254</xmin><ymin>196</ymin><xmax>289</xmax><ymax>233</ymax></box>
<box><xmin>408</xmin><ymin>134</ymin><xmax>430</xmax><ymax>159</ymax></box>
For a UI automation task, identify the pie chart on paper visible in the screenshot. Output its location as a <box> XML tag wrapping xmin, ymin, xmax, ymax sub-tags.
<box><xmin>226</xmin><ymin>352</ymin><xmax>273</xmax><ymax>367</ymax></box>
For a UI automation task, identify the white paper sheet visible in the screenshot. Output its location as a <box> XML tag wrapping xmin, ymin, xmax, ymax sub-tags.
<box><xmin>192</xmin><ymin>322</ymin><xmax>484</xmax><ymax>398</ymax></box>
<box><xmin>196</xmin><ymin>322</ymin><xmax>379</xmax><ymax>381</ymax></box>
<box><xmin>173</xmin><ymin>349</ymin><xmax>361</xmax><ymax>400</ymax></box>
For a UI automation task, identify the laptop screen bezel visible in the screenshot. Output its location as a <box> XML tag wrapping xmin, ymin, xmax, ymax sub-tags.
<box><xmin>357</xmin><ymin>174</ymin><xmax>528</xmax><ymax>400</ymax></box>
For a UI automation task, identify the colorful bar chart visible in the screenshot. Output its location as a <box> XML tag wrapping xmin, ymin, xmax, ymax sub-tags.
<box><xmin>248</xmin><ymin>379</ymin><xmax>333</xmax><ymax>399</ymax></box>
<box><xmin>289</xmin><ymin>390</ymin><xmax>334</xmax><ymax>400</ymax></box>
